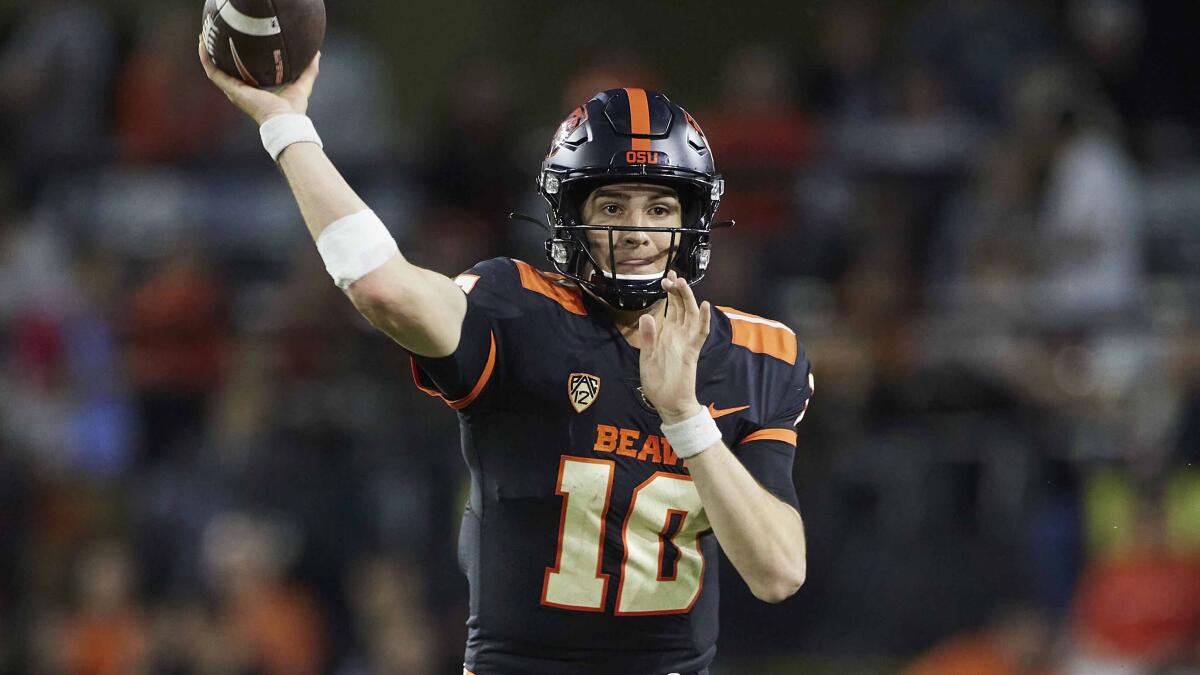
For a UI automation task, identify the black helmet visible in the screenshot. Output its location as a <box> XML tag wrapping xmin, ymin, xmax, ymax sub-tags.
<box><xmin>537</xmin><ymin>88</ymin><xmax>724</xmax><ymax>310</ymax></box>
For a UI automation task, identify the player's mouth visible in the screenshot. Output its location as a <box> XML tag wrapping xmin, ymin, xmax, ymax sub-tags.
<box><xmin>615</xmin><ymin>255</ymin><xmax>665</xmax><ymax>273</ymax></box>
<box><xmin>618</xmin><ymin>258</ymin><xmax>653</xmax><ymax>269</ymax></box>
<box><xmin>616</xmin><ymin>260</ymin><xmax>664</xmax><ymax>275</ymax></box>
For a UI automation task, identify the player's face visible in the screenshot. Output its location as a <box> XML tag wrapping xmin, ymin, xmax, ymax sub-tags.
<box><xmin>581</xmin><ymin>183</ymin><xmax>683</xmax><ymax>276</ymax></box>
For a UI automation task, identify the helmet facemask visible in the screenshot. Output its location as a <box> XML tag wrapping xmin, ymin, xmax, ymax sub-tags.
<box><xmin>545</xmin><ymin>179</ymin><xmax>715</xmax><ymax>310</ymax></box>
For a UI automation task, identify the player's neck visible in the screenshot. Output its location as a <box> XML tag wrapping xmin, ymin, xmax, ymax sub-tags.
<box><xmin>606</xmin><ymin>299</ymin><xmax>666</xmax><ymax>349</ymax></box>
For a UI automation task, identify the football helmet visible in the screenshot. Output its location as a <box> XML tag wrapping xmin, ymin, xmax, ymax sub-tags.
<box><xmin>537</xmin><ymin>88</ymin><xmax>725</xmax><ymax>310</ymax></box>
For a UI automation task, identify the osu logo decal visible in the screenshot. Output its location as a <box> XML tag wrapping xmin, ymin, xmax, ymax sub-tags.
<box><xmin>683</xmin><ymin>110</ymin><xmax>707</xmax><ymax>139</ymax></box>
<box><xmin>568</xmin><ymin>373</ymin><xmax>601</xmax><ymax>413</ymax></box>
<box><xmin>625</xmin><ymin>150</ymin><xmax>661</xmax><ymax>165</ymax></box>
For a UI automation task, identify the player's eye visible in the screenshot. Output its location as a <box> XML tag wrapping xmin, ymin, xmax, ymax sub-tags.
<box><xmin>649</xmin><ymin>203</ymin><xmax>679</xmax><ymax>218</ymax></box>
<box><xmin>601</xmin><ymin>204</ymin><xmax>622</xmax><ymax>216</ymax></box>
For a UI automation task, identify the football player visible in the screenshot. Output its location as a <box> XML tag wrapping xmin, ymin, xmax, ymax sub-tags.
<box><xmin>201</xmin><ymin>42</ymin><xmax>812</xmax><ymax>675</ymax></box>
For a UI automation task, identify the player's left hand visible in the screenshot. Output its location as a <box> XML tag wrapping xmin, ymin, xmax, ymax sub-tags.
<box><xmin>637</xmin><ymin>270</ymin><xmax>711</xmax><ymax>424</ymax></box>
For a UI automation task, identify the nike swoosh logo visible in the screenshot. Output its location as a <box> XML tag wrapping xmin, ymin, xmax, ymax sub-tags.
<box><xmin>708</xmin><ymin>403</ymin><xmax>750</xmax><ymax>419</ymax></box>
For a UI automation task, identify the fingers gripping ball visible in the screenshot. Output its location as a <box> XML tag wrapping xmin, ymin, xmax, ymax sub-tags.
<box><xmin>201</xmin><ymin>0</ymin><xmax>325</xmax><ymax>88</ymax></box>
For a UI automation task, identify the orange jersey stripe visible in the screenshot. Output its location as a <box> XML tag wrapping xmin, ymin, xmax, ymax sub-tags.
<box><xmin>739</xmin><ymin>428</ymin><xmax>798</xmax><ymax>446</ymax></box>
<box><xmin>515</xmin><ymin>259</ymin><xmax>587</xmax><ymax>316</ymax></box>
<box><xmin>717</xmin><ymin>306</ymin><xmax>797</xmax><ymax>365</ymax></box>
<box><xmin>625</xmin><ymin>87</ymin><xmax>652</xmax><ymax>151</ymax></box>
<box><xmin>411</xmin><ymin>332</ymin><xmax>497</xmax><ymax>410</ymax></box>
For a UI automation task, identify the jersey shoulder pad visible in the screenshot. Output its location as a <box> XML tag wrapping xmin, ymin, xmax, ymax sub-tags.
<box><xmin>455</xmin><ymin>257</ymin><xmax>586</xmax><ymax>317</ymax></box>
<box><xmin>510</xmin><ymin>259</ymin><xmax>586</xmax><ymax>316</ymax></box>
<box><xmin>716</xmin><ymin>305</ymin><xmax>799</xmax><ymax>365</ymax></box>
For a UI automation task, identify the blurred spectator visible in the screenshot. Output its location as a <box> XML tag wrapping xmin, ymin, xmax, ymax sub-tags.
<box><xmin>800</xmin><ymin>0</ymin><xmax>886</xmax><ymax>123</ymax></box>
<box><xmin>422</xmin><ymin>55</ymin><xmax>523</xmax><ymax>222</ymax></box>
<box><xmin>0</xmin><ymin>0</ymin><xmax>115</xmax><ymax>191</ymax></box>
<box><xmin>703</xmin><ymin>44</ymin><xmax>813</xmax><ymax>240</ymax></box>
<box><xmin>903</xmin><ymin>0</ymin><xmax>1051</xmax><ymax>122</ymax></box>
<box><xmin>903</xmin><ymin>605</ymin><xmax>1056</xmax><ymax>675</ymax></box>
<box><xmin>929</xmin><ymin>139</ymin><xmax>1041</xmax><ymax>316</ymax></box>
<box><xmin>203</xmin><ymin>511</ymin><xmax>327</xmax><ymax>675</ymax></box>
<box><xmin>0</xmin><ymin>211</ymin><xmax>131</xmax><ymax>474</ymax></box>
<box><xmin>60</xmin><ymin>540</ymin><xmax>148</xmax><ymax>675</ymax></box>
<box><xmin>122</xmin><ymin>249</ymin><xmax>228</xmax><ymax>463</ymax></box>
<box><xmin>1066</xmin><ymin>0</ymin><xmax>1146</xmax><ymax>131</ymax></box>
<box><xmin>65</xmin><ymin>250</ymin><xmax>136</xmax><ymax>476</ymax></box>
<box><xmin>145</xmin><ymin>596</ymin><xmax>242</xmax><ymax>674</ymax></box>
<box><xmin>305</xmin><ymin>27</ymin><xmax>399</xmax><ymax>164</ymax></box>
<box><xmin>339</xmin><ymin>556</ymin><xmax>435</xmax><ymax>675</ymax></box>
<box><xmin>831</xmin><ymin>59</ymin><xmax>982</xmax><ymax>176</ymax></box>
<box><xmin>1010</xmin><ymin>62</ymin><xmax>1142</xmax><ymax>327</ymax></box>
<box><xmin>113</xmin><ymin>4</ymin><xmax>236</xmax><ymax>163</ymax></box>
<box><xmin>1066</xmin><ymin>491</ymin><xmax>1200</xmax><ymax>674</ymax></box>
<box><xmin>0</xmin><ymin>208</ymin><xmax>78</xmax><ymax>326</ymax></box>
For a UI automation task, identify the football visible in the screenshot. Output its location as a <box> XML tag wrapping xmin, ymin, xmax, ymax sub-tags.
<box><xmin>201</xmin><ymin>0</ymin><xmax>325</xmax><ymax>88</ymax></box>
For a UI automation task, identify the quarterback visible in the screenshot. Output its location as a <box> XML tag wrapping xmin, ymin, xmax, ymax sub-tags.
<box><xmin>201</xmin><ymin>42</ymin><xmax>812</xmax><ymax>675</ymax></box>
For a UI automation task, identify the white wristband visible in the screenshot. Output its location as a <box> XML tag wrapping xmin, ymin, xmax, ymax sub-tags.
<box><xmin>660</xmin><ymin>406</ymin><xmax>722</xmax><ymax>459</ymax></box>
<box><xmin>260</xmin><ymin>113</ymin><xmax>323</xmax><ymax>161</ymax></box>
<box><xmin>316</xmin><ymin>210</ymin><xmax>399</xmax><ymax>289</ymax></box>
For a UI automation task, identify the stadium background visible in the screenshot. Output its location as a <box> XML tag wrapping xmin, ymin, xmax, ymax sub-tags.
<box><xmin>1</xmin><ymin>0</ymin><xmax>1199</xmax><ymax>672</ymax></box>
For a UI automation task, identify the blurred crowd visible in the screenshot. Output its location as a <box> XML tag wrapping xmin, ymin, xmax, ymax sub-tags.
<box><xmin>1</xmin><ymin>0</ymin><xmax>1199</xmax><ymax>673</ymax></box>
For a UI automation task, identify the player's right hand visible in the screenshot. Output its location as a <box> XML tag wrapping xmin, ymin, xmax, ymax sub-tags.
<box><xmin>198</xmin><ymin>34</ymin><xmax>320</xmax><ymax>125</ymax></box>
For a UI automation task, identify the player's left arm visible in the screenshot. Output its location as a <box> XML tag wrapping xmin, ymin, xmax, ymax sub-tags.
<box><xmin>637</xmin><ymin>272</ymin><xmax>807</xmax><ymax>604</ymax></box>
<box><xmin>685</xmin><ymin>432</ymin><xmax>806</xmax><ymax>603</ymax></box>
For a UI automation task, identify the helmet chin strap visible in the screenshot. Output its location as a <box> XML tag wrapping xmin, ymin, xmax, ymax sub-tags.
<box><xmin>596</xmin><ymin>269</ymin><xmax>665</xmax><ymax>281</ymax></box>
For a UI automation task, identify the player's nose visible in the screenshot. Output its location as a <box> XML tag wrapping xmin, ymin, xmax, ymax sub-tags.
<box><xmin>618</xmin><ymin>226</ymin><xmax>651</xmax><ymax>247</ymax></box>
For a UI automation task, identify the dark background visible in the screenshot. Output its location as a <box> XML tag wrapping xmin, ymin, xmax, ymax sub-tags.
<box><xmin>1</xmin><ymin>0</ymin><xmax>1199</xmax><ymax>673</ymax></box>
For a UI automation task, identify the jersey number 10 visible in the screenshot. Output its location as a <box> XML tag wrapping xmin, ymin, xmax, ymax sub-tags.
<box><xmin>541</xmin><ymin>456</ymin><xmax>711</xmax><ymax>615</ymax></box>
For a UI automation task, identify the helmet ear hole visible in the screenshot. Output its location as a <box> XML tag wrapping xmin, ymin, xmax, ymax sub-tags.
<box><xmin>696</xmin><ymin>244</ymin><xmax>711</xmax><ymax>272</ymax></box>
<box><xmin>549</xmin><ymin>241</ymin><xmax>569</xmax><ymax>265</ymax></box>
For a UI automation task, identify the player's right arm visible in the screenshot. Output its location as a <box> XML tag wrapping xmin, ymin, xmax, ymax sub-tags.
<box><xmin>197</xmin><ymin>38</ymin><xmax>465</xmax><ymax>358</ymax></box>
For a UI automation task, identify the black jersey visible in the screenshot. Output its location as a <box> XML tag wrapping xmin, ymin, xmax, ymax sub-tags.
<box><xmin>410</xmin><ymin>258</ymin><xmax>813</xmax><ymax>675</ymax></box>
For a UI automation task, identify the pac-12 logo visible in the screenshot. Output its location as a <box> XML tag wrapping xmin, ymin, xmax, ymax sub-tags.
<box><xmin>625</xmin><ymin>150</ymin><xmax>661</xmax><ymax>165</ymax></box>
<box><xmin>567</xmin><ymin>373</ymin><xmax>601</xmax><ymax>413</ymax></box>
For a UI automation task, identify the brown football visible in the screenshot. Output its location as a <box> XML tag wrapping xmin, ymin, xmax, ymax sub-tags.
<box><xmin>201</xmin><ymin>0</ymin><xmax>325</xmax><ymax>88</ymax></box>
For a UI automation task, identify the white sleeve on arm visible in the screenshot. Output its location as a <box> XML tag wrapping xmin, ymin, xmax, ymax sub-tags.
<box><xmin>314</xmin><ymin>210</ymin><xmax>399</xmax><ymax>289</ymax></box>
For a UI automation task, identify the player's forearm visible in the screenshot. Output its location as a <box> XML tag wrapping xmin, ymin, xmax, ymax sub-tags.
<box><xmin>687</xmin><ymin>443</ymin><xmax>806</xmax><ymax>603</ymax></box>
<box><xmin>277</xmin><ymin>142</ymin><xmax>372</xmax><ymax>241</ymax></box>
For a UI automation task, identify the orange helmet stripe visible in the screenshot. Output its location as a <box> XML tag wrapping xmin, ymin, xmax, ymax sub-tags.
<box><xmin>624</xmin><ymin>87</ymin><xmax>653</xmax><ymax>151</ymax></box>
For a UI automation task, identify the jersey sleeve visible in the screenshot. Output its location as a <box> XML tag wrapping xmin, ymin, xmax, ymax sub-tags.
<box><xmin>408</xmin><ymin>257</ymin><xmax>517</xmax><ymax>410</ymax></box>
<box><xmin>733</xmin><ymin>341</ymin><xmax>813</xmax><ymax>509</ymax></box>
